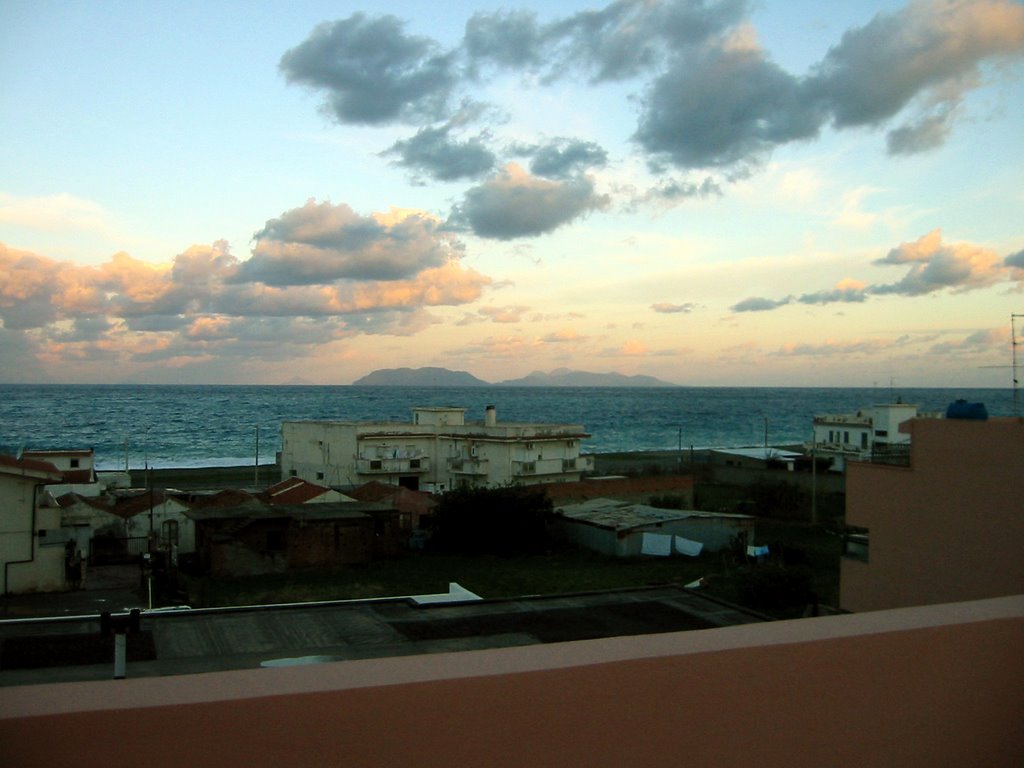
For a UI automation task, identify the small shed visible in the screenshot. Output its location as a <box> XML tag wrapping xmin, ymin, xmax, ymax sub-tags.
<box><xmin>187</xmin><ymin>501</ymin><xmax>398</xmax><ymax>577</ymax></box>
<box><xmin>551</xmin><ymin>498</ymin><xmax>755</xmax><ymax>558</ymax></box>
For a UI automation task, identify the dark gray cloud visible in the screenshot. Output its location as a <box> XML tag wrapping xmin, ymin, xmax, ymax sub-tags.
<box><xmin>636</xmin><ymin>1</ymin><xmax>1024</xmax><ymax>169</ymax></box>
<box><xmin>520</xmin><ymin>139</ymin><xmax>608</xmax><ymax>179</ymax></box>
<box><xmin>796</xmin><ymin>286</ymin><xmax>870</xmax><ymax>305</ymax></box>
<box><xmin>634</xmin><ymin>46</ymin><xmax>823</xmax><ymax>169</ymax></box>
<box><xmin>239</xmin><ymin>200</ymin><xmax>460</xmax><ymax>285</ymax></box>
<box><xmin>448</xmin><ymin>164</ymin><xmax>609</xmax><ymax>240</ymax></box>
<box><xmin>463</xmin><ymin>9</ymin><xmax>545</xmax><ymax>72</ymax></box>
<box><xmin>545</xmin><ymin>0</ymin><xmax>749</xmax><ymax>82</ymax></box>
<box><xmin>645</xmin><ymin>176</ymin><xmax>723</xmax><ymax>204</ymax></box>
<box><xmin>384</xmin><ymin>124</ymin><xmax>496</xmax><ymax>181</ymax></box>
<box><xmin>886</xmin><ymin>109</ymin><xmax>955</xmax><ymax>155</ymax></box>
<box><xmin>280</xmin><ymin>14</ymin><xmax>457</xmax><ymax>125</ymax></box>
<box><xmin>1004</xmin><ymin>249</ymin><xmax>1024</xmax><ymax>269</ymax></box>
<box><xmin>281</xmin><ymin>2</ymin><xmax>1024</xmax><ymax>192</ymax></box>
<box><xmin>731</xmin><ymin>295</ymin><xmax>793</xmax><ymax>313</ymax></box>
<box><xmin>807</xmin><ymin>1</ymin><xmax>1024</xmax><ymax>130</ymax></box>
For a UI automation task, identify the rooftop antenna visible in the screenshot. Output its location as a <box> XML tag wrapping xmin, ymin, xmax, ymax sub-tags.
<box><xmin>1014</xmin><ymin>313</ymin><xmax>1021</xmax><ymax>417</ymax></box>
<box><xmin>978</xmin><ymin>314</ymin><xmax>1022</xmax><ymax>417</ymax></box>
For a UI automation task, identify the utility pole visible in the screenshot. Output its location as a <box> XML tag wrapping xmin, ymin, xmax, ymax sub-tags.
<box><xmin>255</xmin><ymin>425</ymin><xmax>260</xmax><ymax>488</ymax></box>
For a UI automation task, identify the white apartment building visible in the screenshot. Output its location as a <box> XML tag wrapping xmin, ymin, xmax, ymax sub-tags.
<box><xmin>810</xmin><ymin>402</ymin><xmax>934</xmax><ymax>471</ymax></box>
<box><xmin>280</xmin><ymin>405</ymin><xmax>593</xmax><ymax>492</ymax></box>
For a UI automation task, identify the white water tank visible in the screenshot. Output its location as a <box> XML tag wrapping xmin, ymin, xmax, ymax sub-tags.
<box><xmin>485</xmin><ymin>405</ymin><xmax>497</xmax><ymax>426</ymax></box>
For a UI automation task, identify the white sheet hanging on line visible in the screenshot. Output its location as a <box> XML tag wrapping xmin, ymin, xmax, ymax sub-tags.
<box><xmin>674</xmin><ymin>536</ymin><xmax>704</xmax><ymax>557</ymax></box>
<box><xmin>641</xmin><ymin>532</ymin><xmax>672</xmax><ymax>556</ymax></box>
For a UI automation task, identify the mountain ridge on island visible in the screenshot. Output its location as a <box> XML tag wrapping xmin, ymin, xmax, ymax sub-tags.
<box><xmin>352</xmin><ymin>366</ymin><xmax>677</xmax><ymax>387</ymax></box>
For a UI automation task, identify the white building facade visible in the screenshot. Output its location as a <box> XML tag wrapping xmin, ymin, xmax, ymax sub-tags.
<box><xmin>281</xmin><ymin>406</ymin><xmax>593</xmax><ymax>492</ymax></box>
<box><xmin>810</xmin><ymin>402</ymin><xmax>933</xmax><ymax>471</ymax></box>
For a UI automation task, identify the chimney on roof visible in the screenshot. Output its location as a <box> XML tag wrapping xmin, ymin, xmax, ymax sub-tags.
<box><xmin>485</xmin><ymin>405</ymin><xmax>497</xmax><ymax>427</ymax></box>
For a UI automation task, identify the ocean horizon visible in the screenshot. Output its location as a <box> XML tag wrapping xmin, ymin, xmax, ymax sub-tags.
<box><xmin>1</xmin><ymin>383</ymin><xmax>1014</xmax><ymax>471</ymax></box>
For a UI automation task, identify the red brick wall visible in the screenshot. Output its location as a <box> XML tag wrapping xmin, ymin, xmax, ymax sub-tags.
<box><xmin>545</xmin><ymin>475</ymin><xmax>694</xmax><ymax>504</ymax></box>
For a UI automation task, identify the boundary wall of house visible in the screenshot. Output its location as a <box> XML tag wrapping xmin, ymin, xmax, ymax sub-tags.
<box><xmin>3</xmin><ymin>595</ymin><xmax>1022</xmax><ymax>767</ymax></box>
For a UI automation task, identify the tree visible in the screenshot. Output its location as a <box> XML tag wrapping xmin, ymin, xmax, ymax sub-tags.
<box><xmin>430</xmin><ymin>486</ymin><xmax>553</xmax><ymax>555</ymax></box>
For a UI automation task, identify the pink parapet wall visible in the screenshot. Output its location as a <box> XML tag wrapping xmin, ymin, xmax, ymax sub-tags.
<box><xmin>2</xmin><ymin>595</ymin><xmax>1023</xmax><ymax>768</ymax></box>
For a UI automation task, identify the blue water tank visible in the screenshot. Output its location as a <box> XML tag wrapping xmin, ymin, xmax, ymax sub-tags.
<box><xmin>945</xmin><ymin>399</ymin><xmax>988</xmax><ymax>420</ymax></box>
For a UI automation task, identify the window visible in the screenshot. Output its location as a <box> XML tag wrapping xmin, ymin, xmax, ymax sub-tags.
<box><xmin>290</xmin><ymin>469</ymin><xmax>297</xmax><ymax>477</ymax></box>
<box><xmin>860</xmin><ymin>433</ymin><xmax>868</xmax><ymax>449</ymax></box>
<box><xmin>875</xmin><ymin>429</ymin><xmax>888</xmax><ymax>437</ymax></box>
<box><xmin>370</xmin><ymin>460</ymin><xmax>382</xmax><ymax>470</ymax></box>
<box><xmin>70</xmin><ymin>459</ymin><xmax>80</xmax><ymax>468</ymax></box>
<box><xmin>843</xmin><ymin>431</ymin><xmax>850</xmax><ymax>444</ymax></box>
<box><xmin>409</xmin><ymin>459</ymin><xmax>420</xmax><ymax>469</ymax></box>
<box><xmin>842</xmin><ymin>529</ymin><xmax>869</xmax><ymax>562</ymax></box>
<box><xmin>316</xmin><ymin>471</ymin><xmax>324</xmax><ymax>480</ymax></box>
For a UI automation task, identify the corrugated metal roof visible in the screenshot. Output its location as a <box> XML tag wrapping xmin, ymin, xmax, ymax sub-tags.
<box><xmin>555</xmin><ymin>498</ymin><xmax>753</xmax><ymax>531</ymax></box>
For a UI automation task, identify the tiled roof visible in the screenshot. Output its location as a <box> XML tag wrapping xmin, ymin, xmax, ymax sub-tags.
<box><xmin>56</xmin><ymin>492</ymin><xmax>113</xmax><ymax>513</ymax></box>
<box><xmin>20</xmin><ymin>449</ymin><xmax>93</xmax><ymax>458</ymax></box>
<box><xmin>0</xmin><ymin>453</ymin><xmax>63</xmax><ymax>481</ymax></box>
<box><xmin>263</xmin><ymin>477</ymin><xmax>333</xmax><ymax>505</ymax></box>
<box><xmin>348</xmin><ymin>481</ymin><xmax>436</xmax><ymax>514</ymax></box>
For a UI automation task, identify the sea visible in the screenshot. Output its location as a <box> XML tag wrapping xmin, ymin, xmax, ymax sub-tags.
<box><xmin>0</xmin><ymin>384</ymin><xmax>1015</xmax><ymax>471</ymax></box>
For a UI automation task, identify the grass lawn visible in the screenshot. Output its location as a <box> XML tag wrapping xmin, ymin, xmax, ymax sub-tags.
<box><xmin>187</xmin><ymin>519</ymin><xmax>842</xmax><ymax>617</ymax></box>
<box><xmin>189</xmin><ymin>546</ymin><xmax>715</xmax><ymax>607</ymax></box>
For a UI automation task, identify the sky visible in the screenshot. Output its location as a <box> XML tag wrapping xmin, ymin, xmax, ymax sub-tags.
<box><xmin>2</xmin><ymin>0</ymin><xmax>1023</xmax><ymax>387</ymax></box>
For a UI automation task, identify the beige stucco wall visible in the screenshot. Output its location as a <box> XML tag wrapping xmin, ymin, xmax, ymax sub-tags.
<box><xmin>3</xmin><ymin>596</ymin><xmax>1022</xmax><ymax>767</ymax></box>
<box><xmin>1</xmin><ymin>488</ymin><xmax>65</xmax><ymax>594</ymax></box>
<box><xmin>842</xmin><ymin>417</ymin><xmax>1024</xmax><ymax>612</ymax></box>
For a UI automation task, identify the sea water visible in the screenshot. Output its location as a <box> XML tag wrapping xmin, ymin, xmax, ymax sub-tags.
<box><xmin>0</xmin><ymin>384</ymin><xmax>1013</xmax><ymax>470</ymax></box>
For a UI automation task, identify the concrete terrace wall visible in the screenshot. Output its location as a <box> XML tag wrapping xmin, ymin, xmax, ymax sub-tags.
<box><xmin>3</xmin><ymin>595</ymin><xmax>1022</xmax><ymax>767</ymax></box>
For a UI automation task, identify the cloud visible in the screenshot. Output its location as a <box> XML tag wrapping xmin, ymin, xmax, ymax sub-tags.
<box><xmin>731</xmin><ymin>231</ymin><xmax>1013</xmax><ymax>313</ymax></box>
<box><xmin>635</xmin><ymin>0</ymin><xmax>1024</xmax><ymax>170</ymax></box>
<box><xmin>0</xmin><ymin>198</ymin><xmax>494</xmax><ymax>377</ymax></box>
<box><xmin>796</xmin><ymin>279</ymin><xmax>870</xmax><ymax>305</ymax></box>
<box><xmin>0</xmin><ymin>192</ymin><xmax>112</xmax><ymax>234</ymax></box>
<box><xmin>731</xmin><ymin>296</ymin><xmax>793</xmax><ymax>313</ymax></box>
<box><xmin>384</xmin><ymin>123</ymin><xmax>496</xmax><ymax>182</ymax></box>
<box><xmin>1006</xmin><ymin>249</ymin><xmax>1024</xmax><ymax>269</ymax></box>
<box><xmin>478</xmin><ymin>305</ymin><xmax>529</xmax><ymax>323</ymax></box>
<box><xmin>651</xmin><ymin>302</ymin><xmax>696</xmax><ymax>314</ymax></box>
<box><xmin>463</xmin><ymin>9</ymin><xmax>546</xmax><ymax>72</ymax></box>
<box><xmin>885</xmin><ymin>109</ymin><xmax>956</xmax><ymax>155</ymax></box>
<box><xmin>808</xmin><ymin>0</ymin><xmax>1024</xmax><ymax>131</ymax></box>
<box><xmin>517</xmin><ymin>138</ymin><xmax>609</xmax><ymax>179</ymax></box>
<box><xmin>279</xmin><ymin>13</ymin><xmax>457</xmax><ymax>125</ymax></box>
<box><xmin>239</xmin><ymin>200</ymin><xmax>462</xmax><ymax>285</ymax></box>
<box><xmin>643</xmin><ymin>176</ymin><xmax>723</xmax><ymax>205</ymax></box>
<box><xmin>872</xmin><ymin>229</ymin><xmax>1005</xmax><ymax>295</ymax></box>
<box><xmin>929</xmin><ymin>326</ymin><xmax>1008</xmax><ymax>354</ymax></box>
<box><xmin>635</xmin><ymin>43</ymin><xmax>823</xmax><ymax>170</ymax></box>
<box><xmin>774</xmin><ymin>337</ymin><xmax>905</xmax><ymax>357</ymax></box>
<box><xmin>617</xmin><ymin>340</ymin><xmax>648</xmax><ymax>356</ymax></box>
<box><xmin>449</xmin><ymin>163</ymin><xmax>608</xmax><ymax>239</ymax></box>
<box><xmin>540</xmin><ymin>328</ymin><xmax>585</xmax><ymax>343</ymax></box>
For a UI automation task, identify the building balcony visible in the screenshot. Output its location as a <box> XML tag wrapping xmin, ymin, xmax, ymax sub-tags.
<box><xmin>448</xmin><ymin>457</ymin><xmax>489</xmax><ymax>475</ymax></box>
<box><xmin>356</xmin><ymin>457</ymin><xmax>430</xmax><ymax>475</ymax></box>
<box><xmin>512</xmin><ymin>458</ymin><xmax>581</xmax><ymax>477</ymax></box>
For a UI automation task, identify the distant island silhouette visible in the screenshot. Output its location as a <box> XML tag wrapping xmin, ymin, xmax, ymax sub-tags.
<box><xmin>352</xmin><ymin>366</ymin><xmax>678</xmax><ymax>387</ymax></box>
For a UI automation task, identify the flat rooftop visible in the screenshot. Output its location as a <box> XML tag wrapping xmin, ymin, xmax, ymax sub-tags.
<box><xmin>0</xmin><ymin>586</ymin><xmax>766</xmax><ymax>687</ymax></box>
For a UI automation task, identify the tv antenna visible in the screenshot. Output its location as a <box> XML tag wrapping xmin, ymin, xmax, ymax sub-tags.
<box><xmin>981</xmin><ymin>314</ymin><xmax>1022</xmax><ymax>416</ymax></box>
